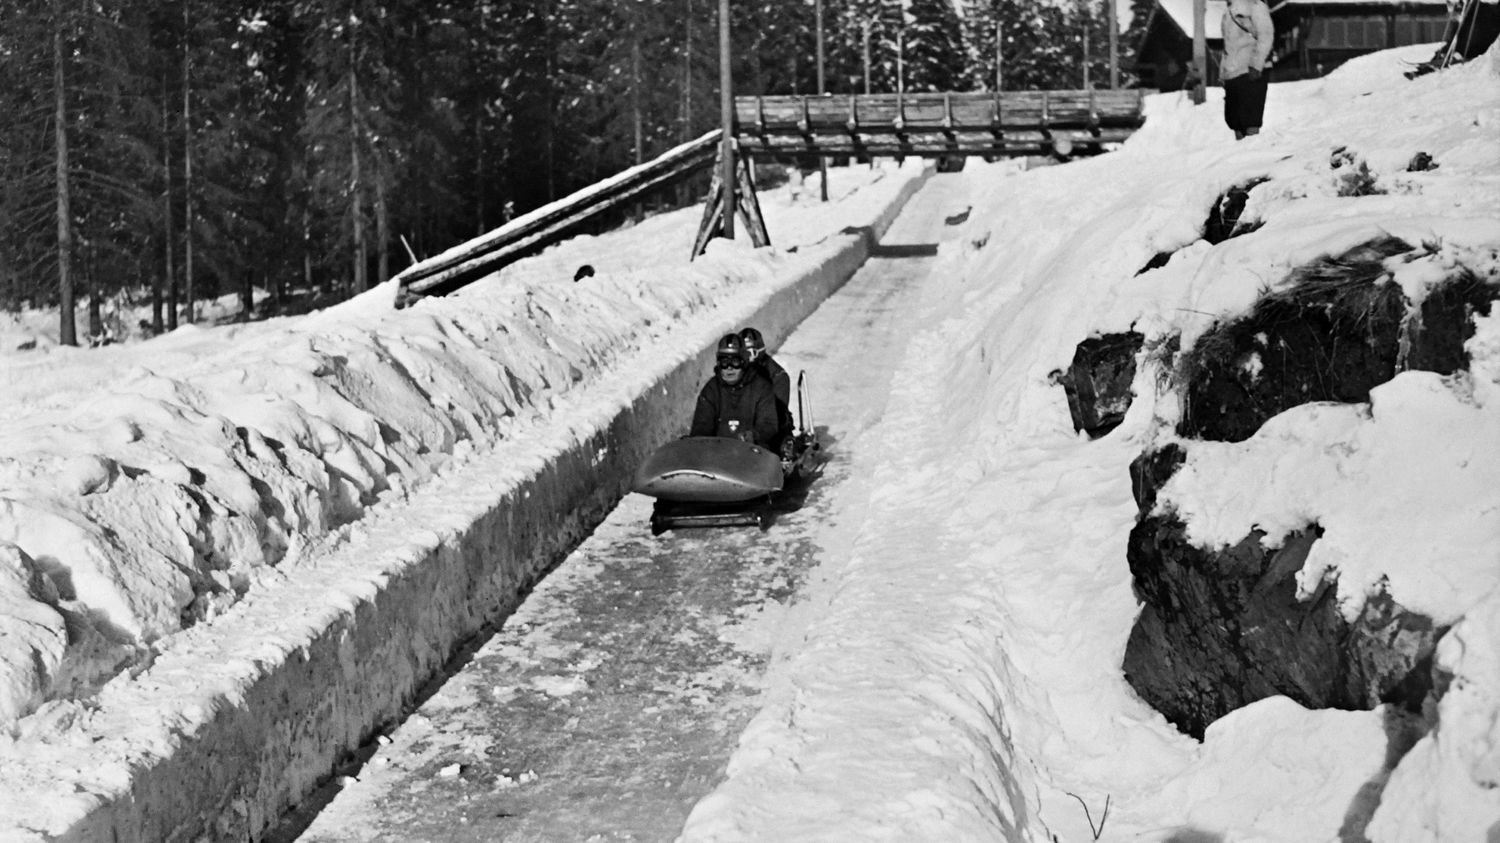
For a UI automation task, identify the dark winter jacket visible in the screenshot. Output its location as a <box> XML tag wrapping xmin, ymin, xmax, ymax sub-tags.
<box><xmin>755</xmin><ymin>354</ymin><xmax>794</xmax><ymax>439</ymax></box>
<box><xmin>689</xmin><ymin>370</ymin><xmax>779</xmax><ymax>446</ymax></box>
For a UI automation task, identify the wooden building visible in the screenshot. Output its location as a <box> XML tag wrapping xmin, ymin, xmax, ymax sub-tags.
<box><xmin>1134</xmin><ymin>0</ymin><xmax>1451</xmax><ymax>88</ymax></box>
<box><xmin>1135</xmin><ymin>0</ymin><xmax>1228</xmax><ymax>90</ymax></box>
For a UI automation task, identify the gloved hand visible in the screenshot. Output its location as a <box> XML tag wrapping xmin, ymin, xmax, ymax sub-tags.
<box><xmin>1246</xmin><ymin>67</ymin><xmax>1262</xmax><ymax>81</ymax></box>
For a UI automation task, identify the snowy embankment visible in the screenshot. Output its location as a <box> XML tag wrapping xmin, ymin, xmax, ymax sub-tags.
<box><xmin>681</xmin><ymin>45</ymin><xmax>1500</xmax><ymax>842</ymax></box>
<box><xmin>0</xmin><ymin>160</ymin><xmax>929</xmax><ymax>841</ymax></box>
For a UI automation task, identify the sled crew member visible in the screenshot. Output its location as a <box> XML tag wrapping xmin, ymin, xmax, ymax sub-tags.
<box><xmin>690</xmin><ymin>333</ymin><xmax>779</xmax><ymax>447</ymax></box>
<box><xmin>1221</xmin><ymin>0</ymin><xmax>1274</xmax><ymax>140</ymax></box>
<box><xmin>739</xmin><ymin>326</ymin><xmax>794</xmax><ymax>447</ymax></box>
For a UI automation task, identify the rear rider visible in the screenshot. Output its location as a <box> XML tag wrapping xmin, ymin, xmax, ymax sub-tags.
<box><xmin>689</xmin><ymin>334</ymin><xmax>779</xmax><ymax>447</ymax></box>
<box><xmin>739</xmin><ymin>327</ymin><xmax>794</xmax><ymax>449</ymax></box>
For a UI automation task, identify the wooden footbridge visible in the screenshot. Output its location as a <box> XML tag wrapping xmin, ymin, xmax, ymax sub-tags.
<box><xmin>737</xmin><ymin>89</ymin><xmax>1143</xmax><ymax>157</ymax></box>
<box><xmin>394</xmin><ymin>89</ymin><xmax>1145</xmax><ymax>305</ymax></box>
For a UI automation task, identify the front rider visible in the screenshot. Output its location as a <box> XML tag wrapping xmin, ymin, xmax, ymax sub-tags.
<box><xmin>689</xmin><ymin>333</ymin><xmax>779</xmax><ymax>448</ymax></box>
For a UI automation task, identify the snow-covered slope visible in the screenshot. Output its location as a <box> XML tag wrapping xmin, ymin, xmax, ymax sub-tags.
<box><xmin>681</xmin><ymin>44</ymin><xmax>1500</xmax><ymax>843</ymax></box>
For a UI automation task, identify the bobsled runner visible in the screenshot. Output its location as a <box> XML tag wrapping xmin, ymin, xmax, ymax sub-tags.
<box><xmin>634</xmin><ymin>372</ymin><xmax>821</xmax><ymax>533</ymax></box>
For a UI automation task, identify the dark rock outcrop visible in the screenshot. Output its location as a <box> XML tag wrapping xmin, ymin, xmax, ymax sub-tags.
<box><xmin>1056</xmin><ymin>332</ymin><xmax>1143</xmax><ymax>438</ymax></box>
<box><xmin>1404</xmin><ymin>270</ymin><xmax>1496</xmax><ymax>373</ymax></box>
<box><xmin>1122</xmin><ymin>505</ymin><xmax>1444</xmax><ymax>740</ymax></box>
<box><xmin>1136</xmin><ymin>252</ymin><xmax>1173</xmax><ymax>275</ymax></box>
<box><xmin>1123</xmin><ymin>240</ymin><xmax>1492</xmax><ymax>738</ymax></box>
<box><xmin>1179</xmin><ymin>239</ymin><xmax>1495</xmax><ymax>442</ymax></box>
<box><xmin>1204</xmin><ymin>179</ymin><xmax>1268</xmax><ymax>244</ymax></box>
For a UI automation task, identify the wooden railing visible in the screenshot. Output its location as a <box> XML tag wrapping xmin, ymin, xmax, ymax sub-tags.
<box><xmin>734</xmin><ymin>90</ymin><xmax>1146</xmax><ymax>157</ymax></box>
<box><xmin>395</xmin><ymin>131</ymin><xmax>722</xmax><ymax>305</ymax></box>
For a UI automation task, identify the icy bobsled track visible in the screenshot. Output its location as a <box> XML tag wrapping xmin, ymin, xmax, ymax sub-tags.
<box><xmin>274</xmin><ymin>174</ymin><xmax>968</xmax><ymax>842</ymax></box>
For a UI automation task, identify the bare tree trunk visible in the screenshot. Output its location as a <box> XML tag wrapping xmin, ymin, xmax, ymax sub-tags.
<box><xmin>475</xmin><ymin>119</ymin><xmax>485</xmax><ymax>236</ymax></box>
<box><xmin>87</xmin><ymin>248</ymin><xmax>102</xmax><ymax>340</ymax></box>
<box><xmin>182</xmin><ymin>0</ymin><xmax>196</xmax><ymax>323</ymax></box>
<box><xmin>300</xmin><ymin>153</ymin><xmax>318</xmax><ymax>297</ymax></box>
<box><xmin>0</xmin><ymin>252</ymin><xmax>13</xmax><ymax>309</ymax></box>
<box><xmin>160</xmin><ymin>79</ymin><xmax>174</xmax><ymax>332</ymax></box>
<box><xmin>631</xmin><ymin>33</ymin><xmax>644</xmax><ymax>220</ymax></box>
<box><xmin>376</xmin><ymin>175</ymin><xmax>389</xmax><ymax>286</ymax></box>
<box><xmin>544</xmin><ymin>0</ymin><xmax>556</xmax><ymax>202</ymax></box>
<box><xmin>240</xmin><ymin>256</ymin><xmax>253</xmax><ymax>318</ymax></box>
<box><xmin>305</xmin><ymin>200</ymin><xmax>320</xmax><ymax>296</ymax></box>
<box><xmin>682</xmin><ymin>0</ymin><xmax>692</xmax><ymax>142</ymax></box>
<box><xmin>678</xmin><ymin>0</ymin><xmax>692</xmax><ymax>207</ymax></box>
<box><xmin>350</xmin><ymin>66</ymin><xmax>367</xmax><ymax>293</ymax></box>
<box><xmin>53</xmin><ymin>0</ymin><xmax>77</xmax><ymax>347</ymax></box>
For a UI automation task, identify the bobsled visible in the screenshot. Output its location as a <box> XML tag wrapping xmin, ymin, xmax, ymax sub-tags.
<box><xmin>634</xmin><ymin>372</ymin><xmax>820</xmax><ymax>533</ymax></box>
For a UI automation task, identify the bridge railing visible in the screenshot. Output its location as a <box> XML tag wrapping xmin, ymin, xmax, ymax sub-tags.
<box><xmin>735</xmin><ymin>89</ymin><xmax>1146</xmax><ymax>157</ymax></box>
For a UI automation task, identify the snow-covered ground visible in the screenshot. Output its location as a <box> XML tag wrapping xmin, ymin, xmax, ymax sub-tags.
<box><xmin>3</xmin><ymin>41</ymin><xmax>1498</xmax><ymax>842</ymax></box>
<box><xmin>679</xmin><ymin>44</ymin><xmax>1500</xmax><ymax>843</ymax></box>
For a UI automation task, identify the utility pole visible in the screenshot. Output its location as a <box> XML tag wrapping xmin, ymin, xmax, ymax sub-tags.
<box><xmin>862</xmin><ymin>18</ymin><xmax>871</xmax><ymax>94</ymax></box>
<box><xmin>718</xmin><ymin>0</ymin><xmax>734</xmax><ymax>241</ymax></box>
<box><xmin>1082</xmin><ymin>0</ymin><xmax>1091</xmax><ymax>89</ymax></box>
<box><xmin>995</xmin><ymin>13</ymin><xmax>1003</xmax><ymax>91</ymax></box>
<box><xmin>1108</xmin><ymin>0</ymin><xmax>1119</xmax><ymax>88</ymax></box>
<box><xmin>816</xmin><ymin>0</ymin><xmax>828</xmax><ymax>201</ymax></box>
<box><xmin>1192</xmin><ymin>0</ymin><xmax>1207</xmax><ymax>103</ymax></box>
<box><xmin>897</xmin><ymin>29</ymin><xmax>904</xmax><ymax>94</ymax></box>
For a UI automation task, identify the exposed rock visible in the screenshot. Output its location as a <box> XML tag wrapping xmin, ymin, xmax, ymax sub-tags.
<box><xmin>1204</xmin><ymin>178</ymin><xmax>1268</xmax><ymax>244</ymax></box>
<box><xmin>1122</xmin><ymin>510</ymin><xmax>1445</xmax><ymax>740</ymax></box>
<box><xmin>1136</xmin><ymin>251</ymin><xmax>1173</xmax><ymax>275</ymax></box>
<box><xmin>1406</xmin><ymin>151</ymin><xmax>1438</xmax><ymax>172</ymax></box>
<box><xmin>1403</xmin><ymin>269</ymin><xmax>1495</xmax><ymax>373</ymax></box>
<box><xmin>1178</xmin><ymin>238</ymin><xmax>1495</xmax><ymax>442</ymax></box>
<box><xmin>1120</xmin><ymin>243</ymin><xmax>1493</xmax><ymax>739</ymax></box>
<box><xmin>1055</xmin><ymin>332</ymin><xmax>1143</xmax><ymax>438</ymax></box>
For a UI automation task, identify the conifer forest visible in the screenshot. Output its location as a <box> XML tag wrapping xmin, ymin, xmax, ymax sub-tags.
<box><xmin>0</xmin><ymin>0</ymin><xmax>1141</xmax><ymax>343</ymax></box>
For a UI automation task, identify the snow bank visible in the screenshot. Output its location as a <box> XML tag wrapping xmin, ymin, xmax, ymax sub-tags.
<box><xmin>0</xmin><ymin>161</ymin><xmax>930</xmax><ymax>841</ymax></box>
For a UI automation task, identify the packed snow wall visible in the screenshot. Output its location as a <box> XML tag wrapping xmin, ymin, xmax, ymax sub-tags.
<box><xmin>0</xmin><ymin>168</ymin><xmax>930</xmax><ymax>843</ymax></box>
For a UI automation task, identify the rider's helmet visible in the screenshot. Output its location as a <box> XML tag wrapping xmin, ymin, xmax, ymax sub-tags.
<box><xmin>716</xmin><ymin>333</ymin><xmax>748</xmax><ymax>367</ymax></box>
<box><xmin>739</xmin><ymin>327</ymin><xmax>766</xmax><ymax>362</ymax></box>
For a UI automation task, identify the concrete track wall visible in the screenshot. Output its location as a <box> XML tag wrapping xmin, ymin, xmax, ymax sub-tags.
<box><xmin>14</xmin><ymin>169</ymin><xmax>930</xmax><ymax>843</ymax></box>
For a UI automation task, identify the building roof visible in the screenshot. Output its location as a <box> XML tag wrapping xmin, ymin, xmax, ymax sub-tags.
<box><xmin>1152</xmin><ymin>0</ymin><xmax>1447</xmax><ymax>42</ymax></box>
<box><xmin>1269</xmin><ymin>0</ymin><xmax>1446</xmax><ymax>7</ymax></box>
<box><xmin>1155</xmin><ymin>0</ymin><xmax>1228</xmax><ymax>40</ymax></box>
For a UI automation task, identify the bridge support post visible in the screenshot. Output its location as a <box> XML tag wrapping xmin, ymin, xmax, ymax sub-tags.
<box><xmin>691</xmin><ymin>143</ymin><xmax>771</xmax><ymax>259</ymax></box>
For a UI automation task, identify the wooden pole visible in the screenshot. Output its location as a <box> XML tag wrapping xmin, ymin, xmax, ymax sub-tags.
<box><xmin>52</xmin><ymin>0</ymin><xmax>76</xmax><ymax>346</ymax></box>
<box><xmin>1192</xmin><ymin>0</ymin><xmax>1207</xmax><ymax>103</ymax></box>
<box><xmin>183</xmin><ymin>0</ymin><xmax>196</xmax><ymax>320</ymax></box>
<box><xmin>816</xmin><ymin>0</ymin><xmax>827</xmax><ymax>201</ymax></box>
<box><xmin>718</xmin><ymin>0</ymin><xmax>734</xmax><ymax>241</ymax></box>
<box><xmin>995</xmin><ymin>13</ymin><xmax>1003</xmax><ymax>91</ymax></box>
<box><xmin>862</xmin><ymin>19</ymin><xmax>871</xmax><ymax>94</ymax></box>
<box><xmin>1108</xmin><ymin>0</ymin><xmax>1119</xmax><ymax>88</ymax></box>
<box><xmin>1082</xmin><ymin>0</ymin><xmax>1091</xmax><ymax>89</ymax></box>
<box><xmin>897</xmin><ymin>29</ymin><xmax>904</xmax><ymax>94</ymax></box>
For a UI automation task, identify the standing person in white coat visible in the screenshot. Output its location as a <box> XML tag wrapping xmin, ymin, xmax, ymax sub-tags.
<box><xmin>1221</xmin><ymin>0</ymin><xmax>1275</xmax><ymax>139</ymax></box>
